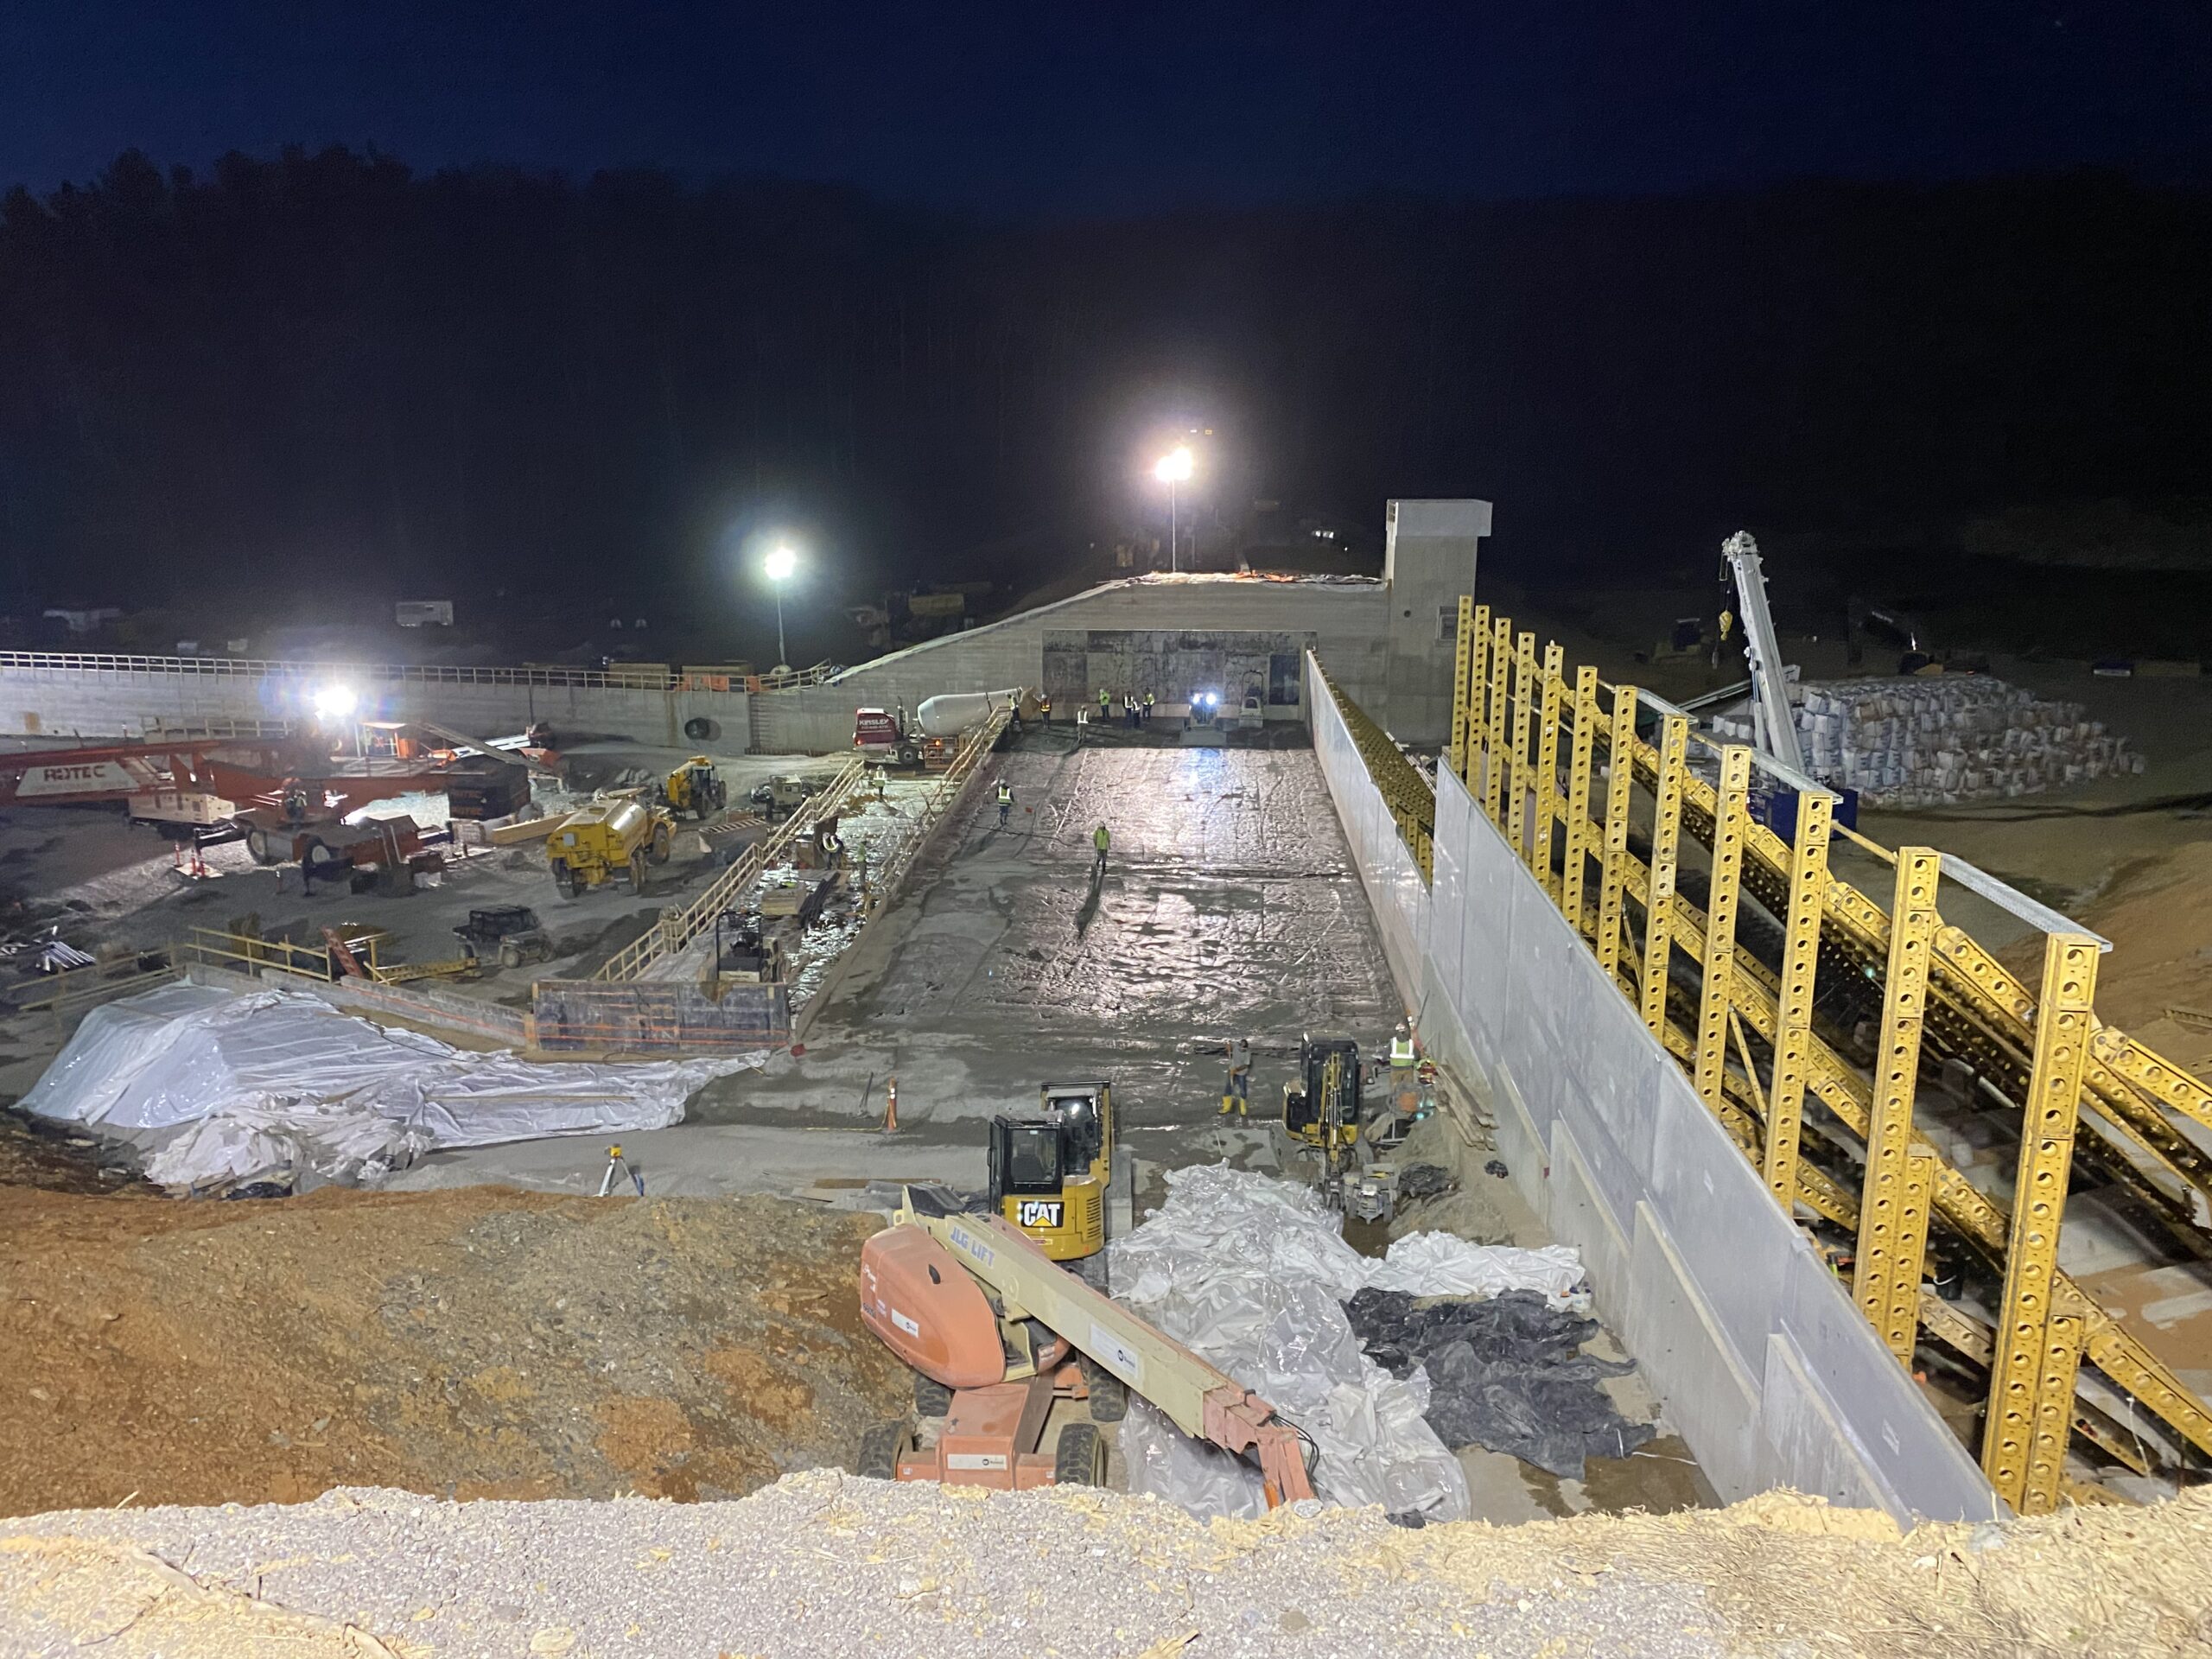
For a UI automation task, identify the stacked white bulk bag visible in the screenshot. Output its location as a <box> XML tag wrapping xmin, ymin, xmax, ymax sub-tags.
<box><xmin>1717</xmin><ymin>677</ymin><xmax>2142</xmax><ymax>806</ymax></box>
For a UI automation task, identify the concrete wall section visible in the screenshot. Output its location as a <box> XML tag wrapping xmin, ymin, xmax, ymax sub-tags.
<box><xmin>1309</xmin><ymin>683</ymin><xmax>1997</xmax><ymax>1523</ymax></box>
<box><xmin>532</xmin><ymin>977</ymin><xmax>788</xmax><ymax>1052</ymax></box>
<box><xmin>0</xmin><ymin>664</ymin><xmax>748</xmax><ymax>749</ymax></box>
<box><xmin>1306</xmin><ymin>651</ymin><xmax>1427</xmax><ymax>1011</ymax></box>
<box><xmin>749</xmin><ymin>577</ymin><xmax>1397</xmax><ymax>754</ymax></box>
<box><xmin>1382</xmin><ymin>499</ymin><xmax>1489</xmax><ymax>745</ymax></box>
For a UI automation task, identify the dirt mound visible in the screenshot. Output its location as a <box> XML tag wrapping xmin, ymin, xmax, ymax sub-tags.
<box><xmin>0</xmin><ymin>1181</ymin><xmax>905</xmax><ymax>1516</ymax></box>
<box><xmin>2007</xmin><ymin>840</ymin><xmax>2212</xmax><ymax>1076</ymax></box>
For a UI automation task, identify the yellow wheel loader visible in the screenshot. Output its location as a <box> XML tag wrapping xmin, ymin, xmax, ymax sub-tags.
<box><xmin>662</xmin><ymin>755</ymin><xmax>728</xmax><ymax>820</ymax></box>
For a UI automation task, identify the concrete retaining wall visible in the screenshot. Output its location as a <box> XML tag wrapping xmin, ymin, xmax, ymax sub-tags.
<box><xmin>747</xmin><ymin>499</ymin><xmax>1488</xmax><ymax>754</ymax></box>
<box><xmin>0</xmin><ymin>663</ymin><xmax>748</xmax><ymax>749</ymax></box>
<box><xmin>1306</xmin><ymin>658</ymin><xmax>1997</xmax><ymax>1524</ymax></box>
<box><xmin>531</xmin><ymin>977</ymin><xmax>787</xmax><ymax>1052</ymax></box>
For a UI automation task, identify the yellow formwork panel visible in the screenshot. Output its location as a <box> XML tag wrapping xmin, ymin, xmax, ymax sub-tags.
<box><xmin>1691</xmin><ymin>747</ymin><xmax>1753</xmax><ymax>1115</ymax></box>
<box><xmin>1854</xmin><ymin>849</ymin><xmax>1941</xmax><ymax>1366</ymax></box>
<box><xmin>1762</xmin><ymin>790</ymin><xmax>1831</xmax><ymax>1214</ymax></box>
<box><xmin>1532</xmin><ymin>644</ymin><xmax>1566</xmax><ymax>897</ymax></box>
<box><xmin>1594</xmin><ymin>684</ymin><xmax>1638</xmax><ymax>981</ymax></box>
<box><xmin>1560</xmin><ymin>664</ymin><xmax>1600</xmax><ymax>938</ymax></box>
<box><xmin>1984</xmin><ymin>933</ymin><xmax>2101</xmax><ymax>1515</ymax></box>
<box><xmin>1637</xmin><ymin>713</ymin><xmax>1688</xmax><ymax>1038</ymax></box>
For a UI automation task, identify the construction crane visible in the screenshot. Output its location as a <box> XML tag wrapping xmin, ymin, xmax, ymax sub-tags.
<box><xmin>857</xmin><ymin>1192</ymin><xmax>1317</xmax><ymax>1504</ymax></box>
<box><xmin>1718</xmin><ymin>531</ymin><xmax>1806</xmax><ymax>774</ymax></box>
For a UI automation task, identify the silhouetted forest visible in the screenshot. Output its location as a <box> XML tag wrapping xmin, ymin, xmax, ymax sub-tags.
<box><xmin>2</xmin><ymin>147</ymin><xmax>2207</xmax><ymax>618</ymax></box>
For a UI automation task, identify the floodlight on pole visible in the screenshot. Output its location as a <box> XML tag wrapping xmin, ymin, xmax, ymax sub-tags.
<box><xmin>764</xmin><ymin>544</ymin><xmax>798</xmax><ymax>671</ymax></box>
<box><xmin>1154</xmin><ymin>446</ymin><xmax>1194</xmax><ymax>572</ymax></box>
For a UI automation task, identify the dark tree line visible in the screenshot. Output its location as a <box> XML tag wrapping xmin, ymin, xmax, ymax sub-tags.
<box><xmin>1</xmin><ymin>146</ymin><xmax>2206</xmax><ymax>620</ymax></box>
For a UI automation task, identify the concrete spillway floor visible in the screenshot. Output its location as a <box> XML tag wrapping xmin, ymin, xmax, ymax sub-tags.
<box><xmin>721</xmin><ymin>741</ymin><xmax>1405</xmax><ymax>1157</ymax></box>
<box><xmin>399</xmin><ymin>741</ymin><xmax>1405</xmax><ymax>1189</ymax></box>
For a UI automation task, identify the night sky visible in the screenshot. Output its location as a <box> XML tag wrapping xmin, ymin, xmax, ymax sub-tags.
<box><xmin>6</xmin><ymin>2</ymin><xmax>2208</xmax><ymax>213</ymax></box>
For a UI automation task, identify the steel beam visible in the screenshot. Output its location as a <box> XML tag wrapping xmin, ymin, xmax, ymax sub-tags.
<box><xmin>1560</xmin><ymin>664</ymin><xmax>1599</xmax><ymax>938</ymax></box>
<box><xmin>1692</xmin><ymin>747</ymin><xmax>1753</xmax><ymax>1111</ymax></box>
<box><xmin>1983</xmin><ymin>932</ymin><xmax>2102</xmax><ymax>1514</ymax></box>
<box><xmin>1465</xmin><ymin>601</ymin><xmax>1490</xmax><ymax>787</ymax></box>
<box><xmin>1760</xmin><ymin>790</ymin><xmax>1832</xmax><ymax>1213</ymax></box>
<box><xmin>1531</xmin><ymin>643</ymin><xmax>1565</xmax><ymax>893</ymax></box>
<box><xmin>1595</xmin><ymin>683</ymin><xmax>1638</xmax><ymax>982</ymax></box>
<box><xmin>1853</xmin><ymin>849</ymin><xmax>1941</xmax><ymax>1365</ymax></box>
<box><xmin>1637</xmin><ymin>713</ymin><xmax>1688</xmax><ymax>1035</ymax></box>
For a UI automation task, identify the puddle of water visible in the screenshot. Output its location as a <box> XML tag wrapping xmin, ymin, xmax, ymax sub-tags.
<box><xmin>1518</xmin><ymin>1433</ymin><xmax>1716</xmax><ymax>1516</ymax></box>
<box><xmin>1340</xmin><ymin>1214</ymin><xmax>1392</xmax><ymax>1260</ymax></box>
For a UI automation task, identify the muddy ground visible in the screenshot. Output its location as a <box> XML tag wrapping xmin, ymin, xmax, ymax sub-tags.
<box><xmin>0</xmin><ymin>1180</ymin><xmax>906</xmax><ymax>1517</ymax></box>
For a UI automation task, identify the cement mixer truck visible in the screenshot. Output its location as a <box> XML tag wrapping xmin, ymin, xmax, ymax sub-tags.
<box><xmin>854</xmin><ymin>689</ymin><xmax>1042</xmax><ymax>770</ymax></box>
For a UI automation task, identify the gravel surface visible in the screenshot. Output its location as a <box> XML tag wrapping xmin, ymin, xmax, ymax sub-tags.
<box><xmin>9</xmin><ymin>1476</ymin><xmax>2212</xmax><ymax>1658</ymax></box>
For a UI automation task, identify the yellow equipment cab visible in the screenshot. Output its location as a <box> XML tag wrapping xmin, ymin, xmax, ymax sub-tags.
<box><xmin>987</xmin><ymin>1080</ymin><xmax>1114</xmax><ymax>1262</ymax></box>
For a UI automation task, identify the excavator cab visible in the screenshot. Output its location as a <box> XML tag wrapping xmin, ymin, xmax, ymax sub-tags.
<box><xmin>1282</xmin><ymin>1034</ymin><xmax>1362</xmax><ymax>1149</ymax></box>
<box><xmin>986</xmin><ymin>1080</ymin><xmax>1113</xmax><ymax>1262</ymax></box>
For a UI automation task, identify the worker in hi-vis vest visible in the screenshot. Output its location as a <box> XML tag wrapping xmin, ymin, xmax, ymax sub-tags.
<box><xmin>1091</xmin><ymin>822</ymin><xmax>1110</xmax><ymax>880</ymax></box>
<box><xmin>995</xmin><ymin>779</ymin><xmax>1014</xmax><ymax>828</ymax></box>
<box><xmin>1221</xmin><ymin>1034</ymin><xmax>1252</xmax><ymax>1116</ymax></box>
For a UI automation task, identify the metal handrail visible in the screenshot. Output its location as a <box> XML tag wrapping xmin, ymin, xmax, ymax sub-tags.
<box><xmin>594</xmin><ymin>756</ymin><xmax>868</xmax><ymax>982</ymax></box>
<box><xmin>0</xmin><ymin>650</ymin><xmax>758</xmax><ymax>694</ymax></box>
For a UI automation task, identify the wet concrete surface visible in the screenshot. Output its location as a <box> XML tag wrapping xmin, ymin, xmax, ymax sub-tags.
<box><xmin>705</xmin><ymin>742</ymin><xmax>1403</xmax><ymax>1165</ymax></box>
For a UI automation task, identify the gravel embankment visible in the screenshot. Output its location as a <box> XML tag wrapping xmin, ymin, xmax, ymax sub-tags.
<box><xmin>8</xmin><ymin>1475</ymin><xmax>2212</xmax><ymax>1658</ymax></box>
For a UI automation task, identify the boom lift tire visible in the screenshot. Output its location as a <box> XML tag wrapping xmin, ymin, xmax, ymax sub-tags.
<box><xmin>855</xmin><ymin>1421</ymin><xmax>912</xmax><ymax>1480</ymax></box>
<box><xmin>245</xmin><ymin>826</ymin><xmax>276</xmax><ymax>866</ymax></box>
<box><xmin>1052</xmin><ymin>1423</ymin><xmax>1106</xmax><ymax>1487</ymax></box>
<box><xmin>1076</xmin><ymin>1354</ymin><xmax>1128</xmax><ymax>1423</ymax></box>
<box><xmin>913</xmin><ymin>1374</ymin><xmax>953</xmax><ymax>1418</ymax></box>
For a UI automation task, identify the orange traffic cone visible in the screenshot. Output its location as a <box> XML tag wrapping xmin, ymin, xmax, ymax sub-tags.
<box><xmin>881</xmin><ymin>1074</ymin><xmax>899</xmax><ymax>1135</ymax></box>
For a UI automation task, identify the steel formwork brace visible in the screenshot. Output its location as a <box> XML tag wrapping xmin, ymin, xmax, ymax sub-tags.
<box><xmin>1984</xmin><ymin>933</ymin><xmax>2102</xmax><ymax>1514</ymax></box>
<box><xmin>1637</xmin><ymin>713</ymin><xmax>1689</xmax><ymax>1036</ymax></box>
<box><xmin>1467</xmin><ymin>602</ymin><xmax>1491</xmax><ymax>790</ymax></box>
<box><xmin>1448</xmin><ymin>596</ymin><xmax>1477</xmax><ymax>785</ymax></box>
<box><xmin>1653</xmin><ymin>751</ymin><xmax>2212</xmax><ymax>1249</ymax></box>
<box><xmin>1595</xmin><ymin>683</ymin><xmax>1638</xmax><ymax>982</ymax></box>
<box><xmin>1508</xmin><ymin>632</ymin><xmax>1536</xmax><ymax>858</ymax></box>
<box><xmin>1532</xmin><ymin>645</ymin><xmax>1566</xmax><ymax>897</ymax></box>
<box><xmin>1349</xmin><ymin>597</ymin><xmax>2212</xmax><ymax>1491</ymax></box>
<box><xmin>1761</xmin><ymin>789</ymin><xmax>1831</xmax><ymax>1211</ymax></box>
<box><xmin>1560</xmin><ymin>664</ymin><xmax>1600</xmax><ymax>937</ymax></box>
<box><xmin>1691</xmin><ymin>747</ymin><xmax>1753</xmax><ymax>1113</ymax></box>
<box><xmin>1484</xmin><ymin>615</ymin><xmax>1510</xmax><ymax>825</ymax></box>
<box><xmin>1854</xmin><ymin>849</ymin><xmax>1942</xmax><ymax>1365</ymax></box>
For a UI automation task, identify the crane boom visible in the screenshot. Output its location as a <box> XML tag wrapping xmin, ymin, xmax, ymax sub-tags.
<box><xmin>1719</xmin><ymin>530</ymin><xmax>1806</xmax><ymax>772</ymax></box>
<box><xmin>889</xmin><ymin>1198</ymin><xmax>1317</xmax><ymax>1504</ymax></box>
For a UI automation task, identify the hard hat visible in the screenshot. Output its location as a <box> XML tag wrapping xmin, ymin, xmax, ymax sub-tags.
<box><xmin>1395</xmin><ymin>1020</ymin><xmax>1408</xmax><ymax>1035</ymax></box>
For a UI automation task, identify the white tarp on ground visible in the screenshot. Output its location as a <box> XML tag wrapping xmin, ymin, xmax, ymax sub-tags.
<box><xmin>19</xmin><ymin>983</ymin><xmax>765</xmax><ymax>1192</ymax></box>
<box><xmin>1106</xmin><ymin>1165</ymin><xmax>1591</xmax><ymax>1523</ymax></box>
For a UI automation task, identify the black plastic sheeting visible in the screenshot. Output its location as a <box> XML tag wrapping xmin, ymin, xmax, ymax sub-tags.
<box><xmin>1345</xmin><ymin>1287</ymin><xmax>1657</xmax><ymax>1479</ymax></box>
<box><xmin>1396</xmin><ymin>1162</ymin><xmax>1457</xmax><ymax>1202</ymax></box>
